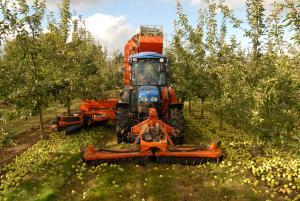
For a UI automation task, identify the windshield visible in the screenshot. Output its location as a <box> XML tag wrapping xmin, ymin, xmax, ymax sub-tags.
<box><xmin>131</xmin><ymin>59</ymin><xmax>166</xmax><ymax>85</ymax></box>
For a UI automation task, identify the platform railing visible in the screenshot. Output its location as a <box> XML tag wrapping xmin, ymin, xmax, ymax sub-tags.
<box><xmin>140</xmin><ymin>25</ymin><xmax>163</xmax><ymax>37</ymax></box>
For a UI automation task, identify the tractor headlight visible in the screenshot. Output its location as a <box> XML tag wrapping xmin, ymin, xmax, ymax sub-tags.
<box><xmin>159</xmin><ymin>58</ymin><xmax>164</xmax><ymax>63</ymax></box>
<box><xmin>150</xmin><ymin>97</ymin><xmax>158</xmax><ymax>102</ymax></box>
<box><xmin>141</xmin><ymin>97</ymin><xmax>148</xmax><ymax>102</ymax></box>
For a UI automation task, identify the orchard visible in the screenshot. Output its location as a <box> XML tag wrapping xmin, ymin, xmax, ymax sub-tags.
<box><xmin>0</xmin><ymin>0</ymin><xmax>299</xmax><ymax>200</ymax></box>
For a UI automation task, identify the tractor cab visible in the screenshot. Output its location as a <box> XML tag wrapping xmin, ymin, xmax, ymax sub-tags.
<box><xmin>128</xmin><ymin>52</ymin><xmax>167</xmax><ymax>116</ymax></box>
<box><xmin>130</xmin><ymin>52</ymin><xmax>167</xmax><ymax>86</ymax></box>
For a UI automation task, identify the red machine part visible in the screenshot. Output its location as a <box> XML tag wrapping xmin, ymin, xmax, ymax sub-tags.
<box><xmin>80</xmin><ymin>99</ymin><xmax>117</xmax><ymax>121</ymax></box>
<box><xmin>161</xmin><ymin>86</ymin><xmax>181</xmax><ymax>118</ymax></box>
<box><xmin>83</xmin><ymin>108</ymin><xmax>223</xmax><ymax>165</ymax></box>
<box><xmin>52</xmin><ymin>99</ymin><xmax>118</xmax><ymax>133</ymax></box>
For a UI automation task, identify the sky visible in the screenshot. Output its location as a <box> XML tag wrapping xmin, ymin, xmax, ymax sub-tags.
<box><xmin>2</xmin><ymin>0</ymin><xmax>286</xmax><ymax>54</ymax></box>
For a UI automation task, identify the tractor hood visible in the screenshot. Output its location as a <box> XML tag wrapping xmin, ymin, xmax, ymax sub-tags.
<box><xmin>138</xmin><ymin>86</ymin><xmax>160</xmax><ymax>103</ymax></box>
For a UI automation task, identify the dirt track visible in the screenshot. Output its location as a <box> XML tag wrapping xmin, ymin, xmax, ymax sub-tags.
<box><xmin>0</xmin><ymin>125</ymin><xmax>51</xmax><ymax>169</ymax></box>
<box><xmin>0</xmin><ymin>107</ymin><xmax>77</xmax><ymax>169</ymax></box>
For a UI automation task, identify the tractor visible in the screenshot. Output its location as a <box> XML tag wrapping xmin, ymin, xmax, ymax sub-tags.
<box><xmin>115</xmin><ymin>26</ymin><xmax>184</xmax><ymax>144</ymax></box>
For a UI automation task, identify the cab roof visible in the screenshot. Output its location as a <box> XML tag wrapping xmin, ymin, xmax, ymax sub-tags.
<box><xmin>130</xmin><ymin>52</ymin><xmax>166</xmax><ymax>59</ymax></box>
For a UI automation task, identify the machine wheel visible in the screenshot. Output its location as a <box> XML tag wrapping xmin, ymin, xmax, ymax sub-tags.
<box><xmin>116</xmin><ymin>107</ymin><xmax>131</xmax><ymax>143</ymax></box>
<box><xmin>64</xmin><ymin>124</ymin><xmax>84</xmax><ymax>134</ymax></box>
<box><xmin>64</xmin><ymin>115</ymin><xmax>90</xmax><ymax>134</ymax></box>
<box><xmin>168</xmin><ymin>107</ymin><xmax>184</xmax><ymax>145</ymax></box>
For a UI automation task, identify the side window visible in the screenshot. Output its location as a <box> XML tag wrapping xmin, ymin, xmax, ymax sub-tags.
<box><xmin>159</xmin><ymin>73</ymin><xmax>166</xmax><ymax>85</ymax></box>
<box><xmin>131</xmin><ymin>64</ymin><xmax>138</xmax><ymax>84</ymax></box>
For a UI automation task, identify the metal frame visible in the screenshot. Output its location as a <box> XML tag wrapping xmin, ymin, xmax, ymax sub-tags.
<box><xmin>83</xmin><ymin>108</ymin><xmax>223</xmax><ymax>163</ymax></box>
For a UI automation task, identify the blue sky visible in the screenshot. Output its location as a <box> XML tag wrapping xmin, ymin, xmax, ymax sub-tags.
<box><xmin>3</xmin><ymin>0</ymin><xmax>286</xmax><ymax>54</ymax></box>
<box><xmin>57</xmin><ymin>0</ymin><xmax>252</xmax><ymax>53</ymax></box>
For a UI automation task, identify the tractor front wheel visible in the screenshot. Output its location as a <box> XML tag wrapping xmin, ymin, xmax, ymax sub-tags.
<box><xmin>116</xmin><ymin>107</ymin><xmax>131</xmax><ymax>144</ymax></box>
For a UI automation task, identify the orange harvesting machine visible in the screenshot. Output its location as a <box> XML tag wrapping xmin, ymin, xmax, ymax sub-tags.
<box><xmin>52</xmin><ymin>25</ymin><xmax>223</xmax><ymax>165</ymax></box>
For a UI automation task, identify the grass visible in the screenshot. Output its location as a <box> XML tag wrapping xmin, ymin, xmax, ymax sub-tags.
<box><xmin>0</xmin><ymin>100</ymin><xmax>81</xmax><ymax>146</ymax></box>
<box><xmin>0</xmin><ymin>104</ymin><xmax>299</xmax><ymax>201</ymax></box>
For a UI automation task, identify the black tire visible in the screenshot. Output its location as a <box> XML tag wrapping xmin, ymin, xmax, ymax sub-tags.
<box><xmin>168</xmin><ymin>107</ymin><xmax>184</xmax><ymax>145</ymax></box>
<box><xmin>116</xmin><ymin>107</ymin><xmax>131</xmax><ymax>143</ymax></box>
<box><xmin>64</xmin><ymin>124</ymin><xmax>84</xmax><ymax>134</ymax></box>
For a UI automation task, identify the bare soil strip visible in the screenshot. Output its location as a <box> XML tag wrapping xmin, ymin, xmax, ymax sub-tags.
<box><xmin>0</xmin><ymin>123</ymin><xmax>52</xmax><ymax>169</ymax></box>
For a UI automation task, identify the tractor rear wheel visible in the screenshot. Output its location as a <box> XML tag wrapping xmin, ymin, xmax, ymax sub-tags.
<box><xmin>116</xmin><ymin>107</ymin><xmax>131</xmax><ymax>144</ymax></box>
<box><xmin>168</xmin><ymin>107</ymin><xmax>184</xmax><ymax>145</ymax></box>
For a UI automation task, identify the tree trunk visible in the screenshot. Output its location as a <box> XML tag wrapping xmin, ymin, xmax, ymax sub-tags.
<box><xmin>188</xmin><ymin>97</ymin><xmax>191</xmax><ymax>113</ymax></box>
<box><xmin>200</xmin><ymin>98</ymin><xmax>205</xmax><ymax>118</ymax></box>
<box><xmin>67</xmin><ymin>106</ymin><xmax>71</xmax><ymax>116</ymax></box>
<box><xmin>38</xmin><ymin>106</ymin><xmax>44</xmax><ymax>140</ymax></box>
<box><xmin>219</xmin><ymin>114</ymin><xmax>224</xmax><ymax>130</ymax></box>
<box><xmin>66</xmin><ymin>97</ymin><xmax>71</xmax><ymax>116</ymax></box>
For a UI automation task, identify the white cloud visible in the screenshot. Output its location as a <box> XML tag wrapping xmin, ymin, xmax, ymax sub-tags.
<box><xmin>84</xmin><ymin>13</ymin><xmax>136</xmax><ymax>54</ymax></box>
